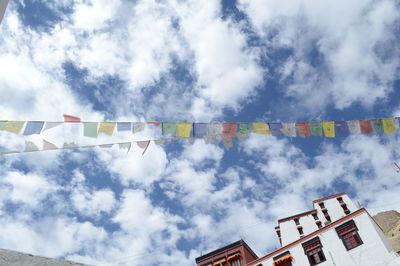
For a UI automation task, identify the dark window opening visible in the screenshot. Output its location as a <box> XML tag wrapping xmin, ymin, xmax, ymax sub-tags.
<box><xmin>312</xmin><ymin>213</ymin><xmax>319</xmax><ymax>220</ymax></box>
<box><xmin>298</xmin><ymin>227</ymin><xmax>304</xmax><ymax>235</ymax></box>
<box><xmin>294</xmin><ymin>218</ymin><xmax>300</xmax><ymax>225</ymax></box>
<box><xmin>319</xmin><ymin>202</ymin><xmax>325</xmax><ymax>209</ymax></box>
<box><xmin>303</xmin><ymin>237</ymin><xmax>326</xmax><ymax>265</ymax></box>
<box><xmin>336</xmin><ymin>220</ymin><xmax>363</xmax><ymax>250</ymax></box>
<box><xmin>337</xmin><ymin>197</ymin><xmax>344</xmax><ymax>203</ymax></box>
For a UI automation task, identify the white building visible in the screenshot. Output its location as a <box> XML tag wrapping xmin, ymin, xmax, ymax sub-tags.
<box><xmin>249</xmin><ymin>192</ymin><xmax>400</xmax><ymax>266</ymax></box>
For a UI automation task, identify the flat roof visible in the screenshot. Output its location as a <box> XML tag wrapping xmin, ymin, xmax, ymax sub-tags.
<box><xmin>313</xmin><ymin>192</ymin><xmax>347</xmax><ymax>204</ymax></box>
<box><xmin>277</xmin><ymin>209</ymin><xmax>317</xmax><ymax>223</ymax></box>
<box><xmin>195</xmin><ymin>239</ymin><xmax>258</xmax><ymax>263</ymax></box>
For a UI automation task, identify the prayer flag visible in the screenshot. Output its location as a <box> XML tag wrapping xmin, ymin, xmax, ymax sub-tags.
<box><xmin>382</xmin><ymin>118</ymin><xmax>397</xmax><ymax>134</ymax></box>
<box><xmin>146</xmin><ymin>121</ymin><xmax>161</xmax><ymax>126</ymax></box>
<box><xmin>371</xmin><ymin>119</ymin><xmax>383</xmax><ymax>133</ymax></box>
<box><xmin>0</xmin><ymin>121</ymin><xmax>6</xmax><ymax>130</ymax></box>
<box><xmin>98</xmin><ymin>122</ymin><xmax>116</xmax><ymax>136</ymax></box>
<box><xmin>137</xmin><ymin>140</ymin><xmax>150</xmax><ymax>155</ymax></box>
<box><xmin>296</xmin><ymin>122</ymin><xmax>311</xmax><ymax>137</ymax></box>
<box><xmin>154</xmin><ymin>139</ymin><xmax>167</xmax><ymax>145</ymax></box>
<box><xmin>23</xmin><ymin>121</ymin><xmax>44</xmax><ymax>135</ymax></box>
<box><xmin>63</xmin><ymin>114</ymin><xmax>81</xmax><ymax>122</ymax></box>
<box><xmin>359</xmin><ymin>120</ymin><xmax>373</xmax><ymax>134</ymax></box>
<box><xmin>208</xmin><ymin>123</ymin><xmax>223</xmax><ymax>137</ymax></box>
<box><xmin>322</xmin><ymin>121</ymin><xmax>335</xmax><ymax>137</ymax></box>
<box><xmin>162</xmin><ymin>123</ymin><xmax>176</xmax><ymax>135</ymax></box>
<box><xmin>132</xmin><ymin>122</ymin><xmax>145</xmax><ymax>133</ymax></box>
<box><xmin>239</xmin><ymin>123</ymin><xmax>254</xmax><ymax>134</ymax></box>
<box><xmin>221</xmin><ymin>134</ymin><xmax>233</xmax><ymax>148</ymax></box>
<box><xmin>237</xmin><ymin>133</ymin><xmax>249</xmax><ymax>141</ymax></box>
<box><xmin>253</xmin><ymin>123</ymin><xmax>271</xmax><ymax>135</ymax></box>
<box><xmin>223</xmin><ymin>123</ymin><xmax>237</xmax><ymax>137</ymax></box>
<box><xmin>310</xmin><ymin>122</ymin><xmax>323</xmax><ymax>136</ymax></box>
<box><xmin>119</xmin><ymin>142</ymin><xmax>132</xmax><ymax>153</ymax></box>
<box><xmin>176</xmin><ymin>123</ymin><xmax>192</xmax><ymax>137</ymax></box>
<box><xmin>269</xmin><ymin>123</ymin><xmax>283</xmax><ymax>137</ymax></box>
<box><xmin>2</xmin><ymin>121</ymin><xmax>25</xmax><ymax>134</ymax></box>
<box><xmin>43</xmin><ymin>139</ymin><xmax>58</xmax><ymax>150</ymax></box>
<box><xmin>347</xmin><ymin>121</ymin><xmax>361</xmax><ymax>134</ymax></box>
<box><xmin>281</xmin><ymin>122</ymin><xmax>296</xmax><ymax>137</ymax></box>
<box><xmin>83</xmin><ymin>122</ymin><xmax>98</xmax><ymax>138</ymax></box>
<box><xmin>24</xmin><ymin>141</ymin><xmax>39</xmax><ymax>152</ymax></box>
<box><xmin>43</xmin><ymin>122</ymin><xmax>62</xmax><ymax>131</ymax></box>
<box><xmin>335</xmin><ymin>121</ymin><xmax>350</xmax><ymax>137</ymax></box>
<box><xmin>117</xmin><ymin>122</ymin><xmax>131</xmax><ymax>132</ymax></box>
<box><xmin>193</xmin><ymin>123</ymin><xmax>208</xmax><ymax>138</ymax></box>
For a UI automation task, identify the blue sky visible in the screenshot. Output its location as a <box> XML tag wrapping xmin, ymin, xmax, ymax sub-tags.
<box><xmin>0</xmin><ymin>0</ymin><xmax>400</xmax><ymax>265</ymax></box>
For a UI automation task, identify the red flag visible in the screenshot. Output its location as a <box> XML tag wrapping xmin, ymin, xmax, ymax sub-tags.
<box><xmin>146</xmin><ymin>121</ymin><xmax>161</xmax><ymax>126</ymax></box>
<box><xmin>296</xmin><ymin>122</ymin><xmax>311</xmax><ymax>137</ymax></box>
<box><xmin>223</xmin><ymin>123</ymin><xmax>237</xmax><ymax>137</ymax></box>
<box><xmin>63</xmin><ymin>114</ymin><xmax>81</xmax><ymax>122</ymax></box>
<box><xmin>359</xmin><ymin>120</ymin><xmax>373</xmax><ymax>134</ymax></box>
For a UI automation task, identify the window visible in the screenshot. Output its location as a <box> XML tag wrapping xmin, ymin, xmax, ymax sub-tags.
<box><xmin>315</xmin><ymin>220</ymin><xmax>322</xmax><ymax>229</ymax></box>
<box><xmin>294</xmin><ymin>218</ymin><xmax>300</xmax><ymax>225</ymax></box>
<box><xmin>337</xmin><ymin>197</ymin><xmax>344</xmax><ymax>203</ymax></box>
<box><xmin>230</xmin><ymin>259</ymin><xmax>241</xmax><ymax>266</ymax></box>
<box><xmin>336</xmin><ymin>220</ymin><xmax>363</xmax><ymax>250</ymax></box>
<box><xmin>273</xmin><ymin>251</ymin><xmax>293</xmax><ymax>266</ymax></box>
<box><xmin>312</xmin><ymin>213</ymin><xmax>319</xmax><ymax>220</ymax></box>
<box><xmin>297</xmin><ymin>226</ymin><xmax>304</xmax><ymax>235</ymax></box>
<box><xmin>227</xmin><ymin>253</ymin><xmax>241</xmax><ymax>266</ymax></box>
<box><xmin>302</xmin><ymin>237</ymin><xmax>326</xmax><ymax>265</ymax></box>
<box><xmin>318</xmin><ymin>202</ymin><xmax>325</xmax><ymax>209</ymax></box>
<box><xmin>322</xmin><ymin>209</ymin><xmax>331</xmax><ymax>222</ymax></box>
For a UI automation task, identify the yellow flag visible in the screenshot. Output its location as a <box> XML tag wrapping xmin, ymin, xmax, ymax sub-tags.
<box><xmin>98</xmin><ymin>122</ymin><xmax>116</xmax><ymax>136</ymax></box>
<box><xmin>322</xmin><ymin>121</ymin><xmax>335</xmax><ymax>137</ymax></box>
<box><xmin>176</xmin><ymin>123</ymin><xmax>192</xmax><ymax>137</ymax></box>
<box><xmin>2</xmin><ymin>121</ymin><xmax>25</xmax><ymax>134</ymax></box>
<box><xmin>382</xmin><ymin>118</ymin><xmax>397</xmax><ymax>134</ymax></box>
<box><xmin>253</xmin><ymin>123</ymin><xmax>271</xmax><ymax>135</ymax></box>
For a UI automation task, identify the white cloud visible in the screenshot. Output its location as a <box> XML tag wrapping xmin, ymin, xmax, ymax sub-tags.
<box><xmin>238</xmin><ymin>0</ymin><xmax>400</xmax><ymax>114</ymax></box>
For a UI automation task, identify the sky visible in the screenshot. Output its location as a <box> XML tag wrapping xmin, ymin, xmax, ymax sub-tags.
<box><xmin>0</xmin><ymin>0</ymin><xmax>400</xmax><ymax>265</ymax></box>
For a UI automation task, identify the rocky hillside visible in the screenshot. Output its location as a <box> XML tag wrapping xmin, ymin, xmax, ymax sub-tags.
<box><xmin>373</xmin><ymin>210</ymin><xmax>400</xmax><ymax>253</ymax></box>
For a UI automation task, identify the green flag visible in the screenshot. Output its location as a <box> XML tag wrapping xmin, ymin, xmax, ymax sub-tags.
<box><xmin>371</xmin><ymin>119</ymin><xmax>383</xmax><ymax>133</ymax></box>
<box><xmin>310</xmin><ymin>122</ymin><xmax>323</xmax><ymax>136</ymax></box>
<box><xmin>84</xmin><ymin>122</ymin><xmax>98</xmax><ymax>138</ymax></box>
<box><xmin>239</xmin><ymin>123</ymin><xmax>254</xmax><ymax>134</ymax></box>
<box><xmin>162</xmin><ymin>123</ymin><xmax>176</xmax><ymax>135</ymax></box>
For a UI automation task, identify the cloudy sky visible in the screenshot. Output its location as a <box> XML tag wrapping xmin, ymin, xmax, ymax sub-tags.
<box><xmin>1</xmin><ymin>0</ymin><xmax>400</xmax><ymax>265</ymax></box>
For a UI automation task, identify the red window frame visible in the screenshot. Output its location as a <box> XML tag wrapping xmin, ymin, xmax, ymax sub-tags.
<box><xmin>336</xmin><ymin>220</ymin><xmax>363</xmax><ymax>250</ymax></box>
<box><xmin>302</xmin><ymin>237</ymin><xmax>326</xmax><ymax>265</ymax></box>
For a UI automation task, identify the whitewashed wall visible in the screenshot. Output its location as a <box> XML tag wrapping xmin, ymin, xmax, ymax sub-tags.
<box><xmin>255</xmin><ymin>212</ymin><xmax>399</xmax><ymax>266</ymax></box>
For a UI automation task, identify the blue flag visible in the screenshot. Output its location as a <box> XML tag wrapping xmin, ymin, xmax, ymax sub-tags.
<box><xmin>193</xmin><ymin>123</ymin><xmax>208</xmax><ymax>138</ymax></box>
<box><xmin>23</xmin><ymin>121</ymin><xmax>44</xmax><ymax>135</ymax></box>
<box><xmin>335</xmin><ymin>121</ymin><xmax>349</xmax><ymax>137</ymax></box>
<box><xmin>269</xmin><ymin>123</ymin><xmax>283</xmax><ymax>137</ymax></box>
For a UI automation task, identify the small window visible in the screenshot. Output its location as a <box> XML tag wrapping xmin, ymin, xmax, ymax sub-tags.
<box><xmin>336</xmin><ymin>220</ymin><xmax>363</xmax><ymax>250</ymax></box>
<box><xmin>298</xmin><ymin>227</ymin><xmax>304</xmax><ymax>235</ymax></box>
<box><xmin>294</xmin><ymin>218</ymin><xmax>300</xmax><ymax>225</ymax></box>
<box><xmin>316</xmin><ymin>221</ymin><xmax>322</xmax><ymax>229</ymax></box>
<box><xmin>302</xmin><ymin>237</ymin><xmax>326</xmax><ymax>265</ymax></box>
<box><xmin>337</xmin><ymin>197</ymin><xmax>344</xmax><ymax>203</ymax></box>
<box><xmin>319</xmin><ymin>202</ymin><xmax>325</xmax><ymax>209</ymax></box>
<box><xmin>312</xmin><ymin>213</ymin><xmax>319</xmax><ymax>220</ymax></box>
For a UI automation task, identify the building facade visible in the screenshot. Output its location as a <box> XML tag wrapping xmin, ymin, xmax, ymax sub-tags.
<box><xmin>195</xmin><ymin>192</ymin><xmax>400</xmax><ymax>266</ymax></box>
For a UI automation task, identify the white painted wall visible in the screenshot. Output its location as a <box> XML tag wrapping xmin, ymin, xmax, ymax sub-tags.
<box><xmin>256</xmin><ymin>212</ymin><xmax>400</xmax><ymax>266</ymax></box>
<box><xmin>313</xmin><ymin>194</ymin><xmax>358</xmax><ymax>224</ymax></box>
<box><xmin>279</xmin><ymin>214</ymin><xmax>321</xmax><ymax>246</ymax></box>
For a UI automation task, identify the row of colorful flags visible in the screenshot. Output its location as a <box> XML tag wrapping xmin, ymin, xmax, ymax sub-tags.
<box><xmin>0</xmin><ymin>115</ymin><xmax>399</xmax><ymax>138</ymax></box>
<box><xmin>0</xmin><ymin>115</ymin><xmax>399</xmax><ymax>154</ymax></box>
<box><xmin>0</xmin><ymin>138</ymin><xmax>180</xmax><ymax>156</ymax></box>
